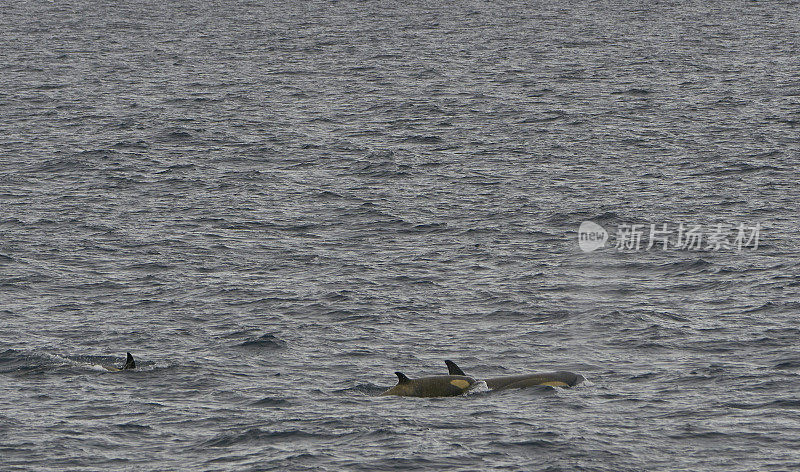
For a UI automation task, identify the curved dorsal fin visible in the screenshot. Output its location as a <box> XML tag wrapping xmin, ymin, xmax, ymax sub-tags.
<box><xmin>123</xmin><ymin>352</ymin><xmax>136</xmax><ymax>370</ymax></box>
<box><xmin>395</xmin><ymin>372</ymin><xmax>410</xmax><ymax>383</ymax></box>
<box><xmin>445</xmin><ymin>360</ymin><xmax>466</xmax><ymax>376</ymax></box>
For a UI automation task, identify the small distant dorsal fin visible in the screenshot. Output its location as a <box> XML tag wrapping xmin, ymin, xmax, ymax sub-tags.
<box><xmin>123</xmin><ymin>352</ymin><xmax>136</xmax><ymax>370</ymax></box>
<box><xmin>395</xmin><ymin>372</ymin><xmax>410</xmax><ymax>383</ymax></box>
<box><xmin>445</xmin><ymin>360</ymin><xmax>466</xmax><ymax>376</ymax></box>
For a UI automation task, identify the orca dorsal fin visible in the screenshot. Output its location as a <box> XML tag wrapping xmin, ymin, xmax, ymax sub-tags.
<box><xmin>445</xmin><ymin>360</ymin><xmax>466</xmax><ymax>376</ymax></box>
<box><xmin>395</xmin><ymin>372</ymin><xmax>410</xmax><ymax>384</ymax></box>
<box><xmin>123</xmin><ymin>352</ymin><xmax>136</xmax><ymax>370</ymax></box>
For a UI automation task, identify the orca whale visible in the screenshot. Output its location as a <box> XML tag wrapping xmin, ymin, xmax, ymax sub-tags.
<box><xmin>380</xmin><ymin>371</ymin><xmax>479</xmax><ymax>397</ymax></box>
<box><xmin>445</xmin><ymin>360</ymin><xmax>583</xmax><ymax>389</ymax></box>
<box><xmin>103</xmin><ymin>352</ymin><xmax>136</xmax><ymax>372</ymax></box>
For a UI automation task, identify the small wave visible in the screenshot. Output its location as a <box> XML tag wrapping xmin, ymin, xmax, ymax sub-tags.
<box><xmin>251</xmin><ymin>397</ymin><xmax>291</xmax><ymax>407</ymax></box>
<box><xmin>154</xmin><ymin>163</ymin><xmax>196</xmax><ymax>174</ymax></box>
<box><xmin>667</xmin><ymin>431</ymin><xmax>744</xmax><ymax>440</ymax></box>
<box><xmin>767</xmin><ymin>399</ymin><xmax>800</xmax><ymax>409</ymax></box>
<box><xmin>0</xmin><ymin>414</ymin><xmax>22</xmax><ymax>428</ymax></box>
<box><xmin>701</xmin><ymin>162</ymin><xmax>787</xmax><ymax>176</ymax></box>
<box><xmin>35</xmin><ymin>83</ymin><xmax>69</xmax><ymax>90</ymax></box>
<box><xmin>334</xmin><ymin>383</ymin><xmax>386</xmax><ymax>396</ymax></box>
<box><xmin>494</xmin><ymin>438</ymin><xmax>558</xmax><ymax>449</ymax></box>
<box><xmin>519</xmin><ymin>110</ymin><xmax>567</xmax><ymax>123</ymax></box>
<box><xmin>398</xmin><ymin>222</ymin><xmax>448</xmax><ymax>233</ymax></box>
<box><xmin>725</xmin><ymin>399</ymin><xmax>800</xmax><ymax>411</ymax></box>
<box><xmin>111</xmin><ymin>140</ymin><xmax>149</xmax><ymax>150</ymax></box>
<box><xmin>160</xmin><ymin>130</ymin><xmax>193</xmax><ymax>142</ymax></box>
<box><xmin>656</xmin><ymin>258</ymin><xmax>715</xmax><ymax>275</ymax></box>
<box><xmin>322</xmin><ymin>290</ymin><xmax>352</xmax><ymax>301</ymax></box>
<box><xmin>313</xmin><ymin>190</ymin><xmax>345</xmax><ymax>200</ymax></box>
<box><xmin>0</xmin><ymin>349</ymin><xmax>70</xmax><ymax>374</ymax></box>
<box><xmin>402</xmin><ymin>135</ymin><xmax>442</xmax><ymax>144</ymax></box>
<box><xmin>546</xmin><ymin>210</ymin><xmax>621</xmax><ymax>226</ymax></box>
<box><xmin>115</xmin><ymin>422</ymin><xmax>153</xmax><ymax>431</ymax></box>
<box><xmin>344</xmin><ymin>348</ymin><xmax>374</xmax><ymax>356</ymax></box>
<box><xmin>34</xmin><ymin>158</ymin><xmax>83</xmax><ymax>172</ymax></box>
<box><xmin>773</xmin><ymin>356</ymin><xmax>800</xmax><ymax>370</ymax></box>
<box><xmin>236</xmin><ymin>333</ymin><xmax>287</xmax><ymax>349</ymax></box>
<box><xmin>198</xmin><ymin>428</ymin><xmax>332</xmax><ymax>448</ymax></box>
<box><xmin>126</xmin><ymin>262</ymin><xmax>171</xmax><ymax>271</ymax></box>
<box><xmin>68</xmin><ymin>281</ymin><xmax>126</xmax><ymax>290</ymax></box>
<box><xmin>611</xmin><ymin>88</ymin><xmax>653</xmax><ymax>95</ymax></box>
<box><xmin>345</xmin><ymin>160</ymin><xmax>410</xmax><ymax>178</ymax></box>
<box><xmin>0</xmin><ymin>349</ymin><xmax>33</xmax><ymax>373</ymax></box>
<box><xmin>629</xmin><ymin>372</ymin><xmax>662</xmax><ymax>382</ymax></box>
<box><xmin>742</xmin><ymin>301</ymin><xmax>800</xmax><ymax>315</ymax></box>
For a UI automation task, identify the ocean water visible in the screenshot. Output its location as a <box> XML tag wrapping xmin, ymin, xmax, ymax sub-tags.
<box><xmin>2</xmin><ymin>0</ymin><xmax>800</xmax><ymax>470</ymax></box>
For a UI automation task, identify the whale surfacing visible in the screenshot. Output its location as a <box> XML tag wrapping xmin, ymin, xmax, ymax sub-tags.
<box><xmin>103</xmin><ymin>352</ymin><xmax>136</xmax><ymax>372</ymax></box>
<box><xmin>380</xmin><ymin>372</ymin><xmax>478</xmax><ymax>398</ymax></box>
<box><xmin>445</xmin><ymin>360</ymin><xmax>583</xmax><ymax>390</ymax></box>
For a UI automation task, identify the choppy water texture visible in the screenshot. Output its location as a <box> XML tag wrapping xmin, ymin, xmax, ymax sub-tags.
<box><xmin>2</xmin><ymin>0</ymin><xmax>800</xmax><ymax>470</ymax></box>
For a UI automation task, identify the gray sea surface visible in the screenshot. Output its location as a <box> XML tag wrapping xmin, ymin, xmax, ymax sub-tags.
<box><xmin>2</xmin><ymin>0</ymin><xmax>800</xmax><ymax>470</ymax></box>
